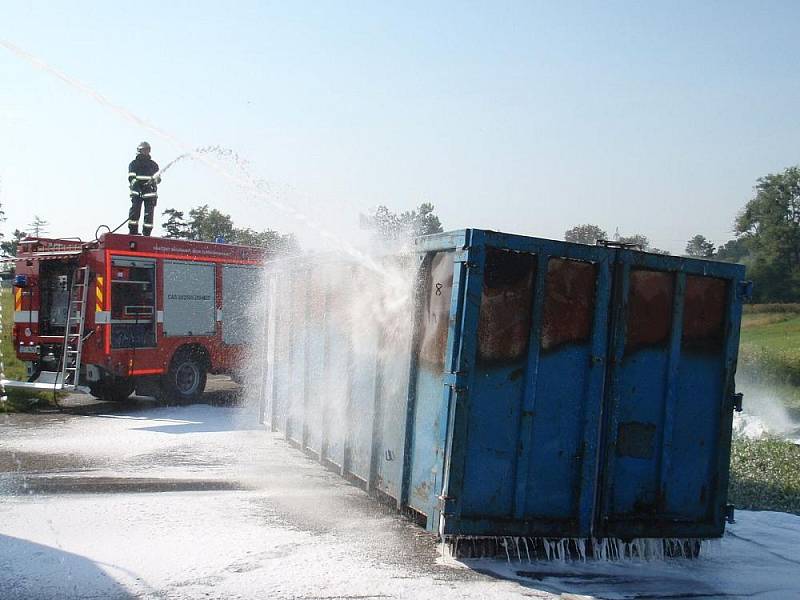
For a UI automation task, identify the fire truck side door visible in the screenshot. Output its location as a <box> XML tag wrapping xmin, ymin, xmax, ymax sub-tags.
<box><xmin>163</xmin><ymin>261</ymin><xmax>216</xmax><ymax>337</ymax></box>
<box><xmin>221</xmin><ymin>265</ymin><xmax>261</xmax><ymax>345</ymax></box>
<box><xmin>110</xmin><ymin>258</ymin><xmax>156</xmax><ymax>349</ymax></box>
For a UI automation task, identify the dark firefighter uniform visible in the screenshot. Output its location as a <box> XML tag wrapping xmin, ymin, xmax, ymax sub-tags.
<box><xmin>128</xmin><ymin>146</ymin><xmax>160</xmax><ymax>236</ymax></box>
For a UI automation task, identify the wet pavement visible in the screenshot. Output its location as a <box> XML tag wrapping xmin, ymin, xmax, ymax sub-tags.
<box><xmin>0</xmin><ymin>381</ymin><xmax>530</xmax><ymax>600</ymax></box>
<box><xmin>2</xmin><ymin>381</ymin><xmax>799</xmax><ymax>599</ymax></box>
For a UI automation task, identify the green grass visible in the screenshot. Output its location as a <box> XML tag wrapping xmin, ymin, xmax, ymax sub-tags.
<box><xmin>731</xmin><ymin>306</ymin><xmax>800</xmax><ymax>514</ymax></box>
<box><xmin>729</xmin><ymin>437</ymin><xmax>800</xmax><ymax>515</ymax></box>
<box><xmin>734</xmin><ymin>306</ymin><xmax>800</xmax><ymax>515</ymax></box>
<box><xmin>741</xmin><ymin>313</ymin><xmax>800</xmax><ymax>351</ymax></box>
<box><xmin>739</xmin><ymin>307</ymin><xmax>800</xmax><ymax>387</ymax></box>
<box><xmin>1</xmin><ymin>287</ymin><xmax>56</xmax><ymax>412</ymax></box>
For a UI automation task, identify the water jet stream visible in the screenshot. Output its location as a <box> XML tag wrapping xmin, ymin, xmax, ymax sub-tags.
<box><xmin>1</xmin><ymin>39</ymin><xmax>388</xmax><ymax>276</ymax></box>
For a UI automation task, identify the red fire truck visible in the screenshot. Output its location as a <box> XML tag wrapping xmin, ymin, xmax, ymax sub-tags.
<box><xmin>5</xmin><ymin>233</ymin><xmax>266</xmax><ymax>401</ymax></box>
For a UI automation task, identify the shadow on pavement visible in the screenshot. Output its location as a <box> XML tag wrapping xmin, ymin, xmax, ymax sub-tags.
<box><xmin>131</xmin><ymin>417</ymin><xmax>258</xmax><ymax>434</ymax></box>
<box><xmin>0</xmin><ymin>534</ymin><xmax>136</xmax><ymax>599</ymax></box>
<box><xmin>52</xmin><ymin>376</ymin><xmax>245</xmax><ymax>417</ymax></box>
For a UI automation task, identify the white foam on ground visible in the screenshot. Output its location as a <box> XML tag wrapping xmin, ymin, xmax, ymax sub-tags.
<box><xmin>463</xmin><ymin>511</ymin><xmax>800</xmax><ymax>599</ymax></box>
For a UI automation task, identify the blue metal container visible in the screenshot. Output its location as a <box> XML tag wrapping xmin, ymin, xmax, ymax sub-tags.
<box><xmin>258</xmin><ymin>229</ymin><xmax>748</xmax><ymax>542</ymax></box>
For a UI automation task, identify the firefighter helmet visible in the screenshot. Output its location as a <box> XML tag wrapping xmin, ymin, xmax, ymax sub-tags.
<box><xmin>137</xmin><ymin>141</ymin><xmax>151</xmax><ymax>155</ymax></box>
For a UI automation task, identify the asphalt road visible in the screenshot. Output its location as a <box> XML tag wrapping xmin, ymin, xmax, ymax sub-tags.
<box><xmin>1</xmin><ymin>380</ymin><xmax>799</xmax><ymax>600</ymax></box>
<box><xmin>0</xmin><ymin>380</ymin><xmax>543</xmax><ymax>600</ymax></box>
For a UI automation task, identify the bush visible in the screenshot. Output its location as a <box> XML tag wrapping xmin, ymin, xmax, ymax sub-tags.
<box><xmin>743</xmin><ymin>303</ymin><xmax>800</xmax><ymax>315</ymax></box>
<box><xmin>1</xmin><ymin>288</ymin><xmax>60</xmax><ymax>411</ymax></box>
<box><xmin>0</xmin><ymin>391</ymin><xmax>54</xmax><ymax>413</ymax></box>
<box><xmin>729</xmin><ymin>437</ymin><xmax>800</xmax><ymax>515</ymax></box>
<box><xmin>738</xmin><ymin>346</ymin><xmax>800</xmax><ymax>387</ymax></box>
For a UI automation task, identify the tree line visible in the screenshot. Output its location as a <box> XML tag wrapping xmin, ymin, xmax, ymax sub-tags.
<box><xmin>160</xmin><ymin>205</ymin><xmax>299</xmax><ymax>254</ymax></box>
<box><xmin>158</xmin><ymin>201</ymin><xmax>442</xmax><ymax>251</ymax></box>
<box><xmin>0</xmin><ymin>199</ymin><xmax>442</xmax><ymax>260</ymax></box>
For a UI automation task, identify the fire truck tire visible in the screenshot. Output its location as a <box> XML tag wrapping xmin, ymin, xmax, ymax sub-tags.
<box><xmin>107</xmin><ymin>379</ymin><xmax>135</xmax><ymax>402</ymax></box>
<box><xmin>88</xmin><ymin>379</ymin><xmax>134</xmax><ymax>402</ymax></box>
<box><xmin>164</xmin><ymin>349</ymin><xmax>207</xmax><ymax>402</ymax></box>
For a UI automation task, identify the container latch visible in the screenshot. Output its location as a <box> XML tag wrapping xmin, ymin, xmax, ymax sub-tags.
<box><xmin>438</xmin><ymin>494</ymin><xmax>457</xmax><ymax>516</ymax></box>
<box><xmin>453</xmin><ymin>249</ymin><xmax>477</xmax><ymax>269</ymax></box>
<box><xmin>737</xmin><ymin>280</ymin><xmax>754</xmax><ymax>301</ymax></box>
<box><xmin>725</xmin><ymin>504</ymin><xmax>736</xmax><ymax>524</ymax></box>
<box><xmin>444</xmin><ymin>371</ymin><xmax>468</xmax><ymax>394</ymax></box>
<box><xmin>731</xmin><ymin>392</ymin><xmax>743</xmax><ymax>413</ymax></box>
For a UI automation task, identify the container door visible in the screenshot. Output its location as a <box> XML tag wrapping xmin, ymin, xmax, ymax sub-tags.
<box><xmin>371</xmin><ymin>257</ymin><xmax>416</xmax><ymax>502</ymax></box>
<box><xmin>406</xmin><ymin>251</ymin><xmax>456</xmax><ymax>519</ymax></box>
<box><xmin>268</xmin><ymin>269</ymin><xmax>295</xmax><ymax>439</ymax></box>
<box><xmin>597</xmin><ymin>252</ymin><xmax>742</xmax><ymax>539</ymax></box>
<box><xmin>442</xmin><ymin>243</ymin><xmax>612</xmax><ymax>538</ymax></box>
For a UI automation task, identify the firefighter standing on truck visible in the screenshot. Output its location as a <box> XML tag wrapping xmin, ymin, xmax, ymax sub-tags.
<box><xmin>128</xmin><ymin>141</ymin><xmax>160</xmax><ymax>236</ymax></box>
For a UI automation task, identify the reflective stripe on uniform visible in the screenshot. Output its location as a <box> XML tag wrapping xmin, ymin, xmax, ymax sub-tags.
<box><xmin>135</xmin><ymin>175</ymin><xmax>153</xmax><ymax>181</ymax></box>
<box><xmin>141</xmin><ymin>193</ymin><xmax>158</xmax><ymax>198</ymax></box>
<box><xmin>128</xmin><ymin>172</ymin><xmax>137</xmax><ymax>177</ymax></box>
<box><xmin>130</xmin><ymin>191</ymin><xmax>141</xmax><ymax>197</ymax></box>
<box><xmin>128</xmin><ymin>220</ymin><xmax>139</xmax><ymax>225</ymax></box>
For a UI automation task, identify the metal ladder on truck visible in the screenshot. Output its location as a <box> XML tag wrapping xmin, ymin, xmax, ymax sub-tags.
<box><xmin>59</xmin><ymin>266</ymin><xmax>90</xmax><ymax>391</ymax></box>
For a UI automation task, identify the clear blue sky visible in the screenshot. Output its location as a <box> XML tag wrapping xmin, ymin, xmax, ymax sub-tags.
<box><xmin>2</xmin><ymin>1</ymin><xmax>799</xmax><ymax>252</ymax></box>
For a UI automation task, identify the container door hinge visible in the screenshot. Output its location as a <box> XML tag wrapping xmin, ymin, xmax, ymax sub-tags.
<box><xmin>731</xmin><ymin>392</ymin><xmax>743</xmax><ymax>413</ymax></box>
<box><xmin>453</xmin><ymin>250</ymin><xmax>478</xmax><ymax>269</ymax></box>
<box><xmin>725</xmin><ymin>504</ymin><xmax>736</xmax><ymax>524</ymax></box>
<box><xmin>444</xmin><ymin>371</ymin><xmax>468</xmax><ymax>394</ymax></box>
<box><xmin>737</xmin><ymin>280</ymin><xmax>753</xmax><ymax>301</ymax></box>
<box><xmin>438</xmin><ymin>494</ymin><xmax>457</xmax><ymax>515</ymax></box>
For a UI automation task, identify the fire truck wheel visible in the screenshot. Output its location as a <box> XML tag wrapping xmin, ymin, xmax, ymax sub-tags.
<box><xmin>106</xmin><ymin>379</ymin><xmax>135</xmax><ymax>402</ymax></box>
<box><xmin>88</xmin><ymin>383</ymin><xmax>104</xmax><ymax>399</ymax></box>
<box><xmin>88</xmin><ymin>379</ymin><xmax>134</xmax><ymax>402</ymax></box>
<box><xmin>164</xmin><ymin>350</ymin><xmax>207</xmax><ymax>402</ymax></box>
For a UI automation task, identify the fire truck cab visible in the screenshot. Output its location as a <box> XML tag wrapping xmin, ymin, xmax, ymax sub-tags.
<box><xmin>7</xmin><ymin>233</ymin><xmax>266</xmax><ymax>402</ymax></box>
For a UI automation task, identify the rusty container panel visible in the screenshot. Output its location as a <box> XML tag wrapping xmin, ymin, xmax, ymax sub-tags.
<box><xmin>625</xmin><ymin>270</ymin><xmax>674</xmax><ymax>352</ymax></box>
<box><xmin>682</xmin><ymin>276</ymin><xmax>727</xmax><ymax>351</ymax></box>
<box><xmin>540</xmin><ymin>258</ymin><xmax>596</xmax><ymax>351</ymax></box>
<box><xmin>667</xmin><ymin>276</ymin><xmax>729</xmax><ymax>520</ymax></box>
<box><xmin>600</xmin><ymin>256</ymin><xmax>744</xmax><ymax>540</ymax></box>
<box><xmin>522</xmin><ymin>258</ymin><xmax>599</xmax><ymax>525</ymax></box>
<box><xmin>454</xmin><ymin>252</ymin><xmax>609</xmax><ymax>538</ymax></box>
<box><xmin>606</xmin><ymin>269</ymin><xmax>676</xmax><ymax>522</ymax></box>
<box><xmin>476</xmin><ymin>248</ymin><xmax>537</xmax><ymax>363</ymax></box>
<box><xmin>459</xmin><ymin>249</ymin><xmax>537</xmax><ymax>519</ymax></box>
